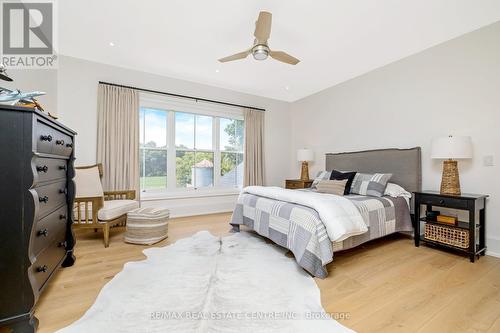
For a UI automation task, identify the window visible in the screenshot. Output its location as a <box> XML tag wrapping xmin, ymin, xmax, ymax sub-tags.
<box><xmin>139</xmin><ymin>100</ymin><xmax>244</xmax><ymax>194</ymax></box>
<box><xmin>220</xmin><ymin>118</ymin><xmax>244</xmax><ymax>187</ymax></box>
<box><xmin>175</xmin><ymin>112</ymin><xmax>214</xmax><ymax>188</ymax></box>
<box><xmin>140</xmin><ymin>108</ymin><xmax>168</xmax><ymax>190</ymax></box>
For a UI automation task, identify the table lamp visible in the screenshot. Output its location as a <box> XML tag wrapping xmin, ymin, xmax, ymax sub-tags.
<box><xmin>431</xmin><ymin>135</ymin><xmax>472</xmax><ymax>195</ymax></box>
<box><xmin>297</xmin><ymin>149</ymin><xmax>314</xmax><ymax>181</ymax></box>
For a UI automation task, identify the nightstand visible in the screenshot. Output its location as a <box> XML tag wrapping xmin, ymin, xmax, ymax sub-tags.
<box><xmin>414</xmin><ymin>191</ymin><xmax>488</xmax><ymax>262</ymax></box>
<box><xmin>285</xmin><ymin>179</ymin><xmax>313</xmax><ymax>189</ymax></box>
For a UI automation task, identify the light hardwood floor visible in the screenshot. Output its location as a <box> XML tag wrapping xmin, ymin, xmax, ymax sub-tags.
<box><xmin>35</xmin><ymin>212</ymin><xmax>500</xmax><ymax>333</ymax></box>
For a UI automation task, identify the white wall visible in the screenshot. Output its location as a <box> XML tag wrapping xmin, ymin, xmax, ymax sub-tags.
<box><xmin>290</xmin><ymin>21</ymin><xmax>500</xmax><ymax>256</ymax></box>
<box><xmin>2</xmin><ymin>69</ymin><xmax>58</xmax><ymax>114</ymax></box>
<box><xmin>55</xmin><ymin>56</ymin><xmax>291</xmax><ymax>216</ymax></box>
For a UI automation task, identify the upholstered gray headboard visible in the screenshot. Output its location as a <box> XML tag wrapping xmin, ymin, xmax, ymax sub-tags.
<box><xmin>325</xmin><ymin>147</ymin><xmax>422</xmax><ymax>194</ymax></box>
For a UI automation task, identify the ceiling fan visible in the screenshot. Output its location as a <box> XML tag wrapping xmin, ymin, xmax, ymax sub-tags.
<box><xmin>218</xmin><ymin>11</ymin><xmax>300</xmax><ymax>65</ymax></box>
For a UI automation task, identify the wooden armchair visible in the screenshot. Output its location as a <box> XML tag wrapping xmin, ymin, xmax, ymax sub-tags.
<box><xmin>73</xmin><ymin>164</ymin><xmax>139</xmax><ymax>247</ymax></box>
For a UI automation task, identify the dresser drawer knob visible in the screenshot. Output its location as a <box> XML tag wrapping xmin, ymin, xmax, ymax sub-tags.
<box><xmin>36</xmin><ymin>165</ymin><xmax>48</xmax><ymax>173</ymax></box>
<box><xmin>39</xmin><ymin>196</ymin><xmax>49</xmax><ymax>203</ymax></box>
<box><xmin>56</xmin><ymin>139</ymin><xmax>65</xmax><ymax>145</ymax></box>
<box><xmin>59</xmin><ymin>165</ymin><xmax>67</xmax><ymax>171</ymax></box>
<box><xmin>37</xmin><ymin>265</ymin><xmax>48</xmax><ymax>273</ymax></box>
<box><xmin>58</xmin><ymin>241</ymin><xmax>67</xmax><ymax>248</ymax></box>
<box><xmin>59</xmin><ymin>214</ymin><xmax>67</xmax><ymax>220</ymax></box>
<box><xmin>66</xmin><ymin>143</ymin><xmax>73</xmax><ymax>148</ymax></box>
<box><xmin>40</xmin><ymin>135</ymin><xmax>52</xmax><ymax>142</ymax></box>
<box><xmin>37</xmin><ymin>228</ymin><xmax>49</xmax><ymax>237</ymax></box>
<box><xmin>439</xmin><ymin>199</ymin><xmax>445</xmax><ymax>204</ymax></box>
<box><xmin>59</xmin><ymin>188</ymin><xmax>67</xmax><ymax>195</ymax></box>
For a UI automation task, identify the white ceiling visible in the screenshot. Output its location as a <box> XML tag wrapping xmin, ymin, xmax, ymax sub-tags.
<box><xmin>58</xmin><ymin>1</ymin><xmax>500</xmax><ymax>102</ymax></box>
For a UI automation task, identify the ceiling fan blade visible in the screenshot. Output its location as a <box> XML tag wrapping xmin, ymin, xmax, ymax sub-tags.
<box><xmin>218</xmin><ymin>50</ymin><xmax>251</xmax><ymax>63</ymax></box>
<box><xmin>254</xmin><ymin>11</ymin><xmax>272</xmax><ymax>43</ymax></box>
<box><xmin>269</xmin><ymin>50</ymin><xmax>300</xmax><ymax>65</ymax></box>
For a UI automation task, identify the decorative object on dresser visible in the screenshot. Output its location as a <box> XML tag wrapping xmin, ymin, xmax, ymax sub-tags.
<box><xmin>285</xmin><ymin>179</ymin><xmax>314</xmax><ymax>189</ymax></box>
<box><xmin>414</xmin><ymin>191</ymin><xmax>487</xmax><ymax>262</ymax></box>
<box><xmin>73</xmin><ymin>164</ymin><xmax>139</xmax><ymax>248</ymax></box>
<box><xmin>0</xmin><ymin>105</ymin><xmax>76</xmax><ymax>332</ymax></box>
<box><xmin>431</xmin><ymin>135</ymin><xmax>472</xmax><ymax>195</ymax></box>
<box><xmin>0</xmin><ymin>63</ymin><xmax>13</xmax><ymax>81</ymax></box>
<box><xmin>125</xmin><ymin>207</ymin><xmax>170</xmax><ymax>245</ymax></box>
<box><xmin>297</xmin><ymin>148</ymin><xmax>314</xmax><ymax>181</ymax></box>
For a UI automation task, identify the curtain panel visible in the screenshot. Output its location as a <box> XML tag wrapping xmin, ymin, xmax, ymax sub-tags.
<box><xmin>96</xmin><ymin>84</ymin><xmax>140</xmax><ymax>193</ymax></box>
<box><xmin>243</xmin><ymin>109</ymin><xmax>265</xmax><ymax>186</ymax></box>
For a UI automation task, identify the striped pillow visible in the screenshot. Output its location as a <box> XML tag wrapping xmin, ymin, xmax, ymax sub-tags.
<box><xmin>350</xmin><ymin>173</ymin><xmax>392</xmax><ymax>197</ymax></box>
<box><xmin>310</xmin><ymin>171</ymin><xmax>332</xmax><ymax>189</ymax></box>
<box><xmin>316</xmin><ymin>179</ymin><xmax>348</xmax><ymax>195</ymax></box>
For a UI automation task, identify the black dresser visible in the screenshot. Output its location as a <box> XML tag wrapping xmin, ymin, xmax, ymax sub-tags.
<box><xmin>0</xmin><ymin>105</ymin><xmax>77</xmax><ymax>332</ymax></box>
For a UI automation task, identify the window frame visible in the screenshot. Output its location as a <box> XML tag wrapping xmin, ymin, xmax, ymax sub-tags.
<box><xmin>139</xmin><ymin>93</ymin><xmax>244</xmax><ymax>196</ymax></box>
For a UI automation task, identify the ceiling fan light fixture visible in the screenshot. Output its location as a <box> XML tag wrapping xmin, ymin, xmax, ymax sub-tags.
<box><xmin>218</xmin><ymin>11</ymin><xmax>300</xmax><ymax>65</ymax></box>
<box><xmin>252</xmin><ymin>45</ymin><xmax>269</xmax><ymax>61</ymax></box>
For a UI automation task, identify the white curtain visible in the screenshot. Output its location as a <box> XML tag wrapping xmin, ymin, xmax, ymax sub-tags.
<box><xmin>96</xmin><ymin>84</ymin><xmax>140</xmax><ymax>193</ymax></box>
<box><xmin>243</xmin><ymin>109</ymin><xmax>265</xmax><ymax>186</ymax></box>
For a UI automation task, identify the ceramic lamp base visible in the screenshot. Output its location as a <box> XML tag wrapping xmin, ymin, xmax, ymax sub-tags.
<box><xmin>440</xmin><ymin>159</ymin><xmax>461</xmax><ymax>195</ymax></box>
<box><xmin>300</xmin><ymin>161</ymin><xmax>310</xmax><ymax>181</ymax></box>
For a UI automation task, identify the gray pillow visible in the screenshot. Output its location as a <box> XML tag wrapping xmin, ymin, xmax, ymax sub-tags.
<box><xmin>350</xmin><ymin>173</ymin><xmax>392</xmax><ymax>197</ymax></box>
<box><xmin>310</xmin><ymin>171</ymin><xmax>332</xmax><ymax>189</ymax></box>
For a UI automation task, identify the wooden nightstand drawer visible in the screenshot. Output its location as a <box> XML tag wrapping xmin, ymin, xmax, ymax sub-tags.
<box><xmin>285</xmin><ymin>179</ymin><xmax>313</xmax><ymax>189</ymax></box>
<box><xmin>417</xmin><ymin>194</ymin><xmax>469</xmax><ymax>209</ymax></box>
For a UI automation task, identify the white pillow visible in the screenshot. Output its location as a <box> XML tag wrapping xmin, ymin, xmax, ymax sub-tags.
<box><xmin>384</xmin><ymin>183</ymin><xmax>411</xmax><ymax>198</ymax></box>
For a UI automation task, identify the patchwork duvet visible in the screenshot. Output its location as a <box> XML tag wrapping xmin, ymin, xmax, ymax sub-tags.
<box><xmin>230</xmin><ymin>188</ymin><xmax>412</xmax><ymax>278</ymax></box>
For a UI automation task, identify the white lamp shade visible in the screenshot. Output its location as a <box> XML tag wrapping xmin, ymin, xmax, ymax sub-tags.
<box><xmin>297</xmin><ymin>149</ymin><xmax>314</xmax><ymax>162</ymax></box>
<box><xmin>431</xmin><ymin>136</ymin><xmax>472</xmax><ymax>159</ymax></box>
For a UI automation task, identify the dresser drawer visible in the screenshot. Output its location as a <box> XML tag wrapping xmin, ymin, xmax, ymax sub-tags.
<box><xmin>34</xmin><ymin>157</ymin><xmax>67</xmax><ymax>184</ymax></box>
<box><xmin>35</xmin><ymin>120</ymin><xmax>74</xmax><ymax>158</ymax></box>
<box><xmin>32</xmin><ymin>205</ymin><xmax>68</xmax><ymax>256</ymax></box>
<box><xmin>418</xmin><ymin>194</ymin><xmax>469</xmax><ymax>209</ymax></box>
<box><xmin>52</xmin><ymin>130</ymin><xmax>73</xmax><ymax>157</ymax></box>
<box><xmin>36</xmin><ymin>180</ymin><xmax>67</xmax><ymax>219</ymax></box>
<box><xmin>31</xmin><ymin>235</ymin><xmax>67</xmax><ymax>291</ymax></box>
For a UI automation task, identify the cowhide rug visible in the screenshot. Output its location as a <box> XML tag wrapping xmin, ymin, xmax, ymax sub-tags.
<box><xmin>58</xmin><ymin>231</ymin><xmax>354</xmax><ymax>332</ymax></box>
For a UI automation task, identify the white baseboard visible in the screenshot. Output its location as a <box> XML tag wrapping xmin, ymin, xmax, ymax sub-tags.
<box><xmin>486</xmin><ymin>236</ymin><xmax>500</xmax><ymax>259</ymax></box>
<box><xmin>487</xmin><ymin>251</ymin><xmax>500</xmax><ymax>259</ymax></box>
<box><xmin>140</xmin><ymin>194</ymin><xmax>238</xmax><ymax>219</ymax></box>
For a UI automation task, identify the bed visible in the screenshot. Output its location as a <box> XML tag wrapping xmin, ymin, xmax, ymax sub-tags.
<box><xmin>230</xmin><ymin>147</ymin><xmax>422</xmax><ymax>278</ymax></box>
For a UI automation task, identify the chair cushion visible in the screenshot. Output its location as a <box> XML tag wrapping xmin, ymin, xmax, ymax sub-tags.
<box><xmin>98</xmin><ymin>200</ymin><xmax>140</xmax><ymax>221</ymax></box>
<box><xmin>74</xmin><ymin>166</ymin><xmax>104</xmax><ymax>198</ymax></box>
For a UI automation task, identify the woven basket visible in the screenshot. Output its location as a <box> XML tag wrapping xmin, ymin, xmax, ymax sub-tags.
<box><xmin>424</xmin><ymin>223</ymin><xmax>469</xmax><ymax>249</ymax></box>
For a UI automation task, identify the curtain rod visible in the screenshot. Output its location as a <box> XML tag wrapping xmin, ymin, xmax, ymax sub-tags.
<box><xmin>98</xmin><ymin>81</ymin><xmax>266</xmax><ymax>112</ymax></box>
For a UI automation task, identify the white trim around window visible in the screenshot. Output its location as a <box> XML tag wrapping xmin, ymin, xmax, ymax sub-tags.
<box><xmin>139</xmin><ymin>92</ymin><xmax>244</xmax><ymax>199</ymax></box>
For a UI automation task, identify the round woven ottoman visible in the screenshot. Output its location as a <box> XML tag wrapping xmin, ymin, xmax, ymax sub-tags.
<box><xmin>125</xmin><ymin>207</ymin><xmax>170</xmax><ymax>245</ymax></box>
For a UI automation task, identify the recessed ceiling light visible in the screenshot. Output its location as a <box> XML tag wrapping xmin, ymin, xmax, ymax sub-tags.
<box><xmin>109</xmin><ymin>42</ymin><xmax>115</xmax><ymax>47</ymax></box>
<box><xmin>215</xmin><ymin>69</ymin><xmax>220</xmax><ymax>73</ymax></box>
<box><xmin>285</xmin><ymin>86</ymin><xmax>290</xmax><ymax>91</ymax></box>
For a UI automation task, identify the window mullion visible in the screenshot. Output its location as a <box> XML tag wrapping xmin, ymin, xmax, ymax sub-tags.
<box><xmin>214</xmin><ymin>117</ymin><xmax>221</xmax><ymax>188</ymax></box>
<box><xmin>167</xmin><ymin>111</ymin><xmax>176</xmax><ymax>190</ymax></box>
<box><xmin>193</xmin><ymin>115</ymin><xmax>197</xmax><ymax>189</ymax></box>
